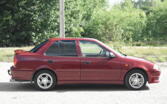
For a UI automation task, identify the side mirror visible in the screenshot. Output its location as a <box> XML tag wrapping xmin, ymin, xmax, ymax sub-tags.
<box><xmin>108</xmin><ymin>52</ymin><xmax>116</xmax><ymax>58</ymax></box>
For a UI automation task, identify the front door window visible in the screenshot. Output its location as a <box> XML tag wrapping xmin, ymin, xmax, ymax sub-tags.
<box><xmin>79</xmin><ymin>40</ymin><xmax>108</xmax><ymax>57</ymax></box>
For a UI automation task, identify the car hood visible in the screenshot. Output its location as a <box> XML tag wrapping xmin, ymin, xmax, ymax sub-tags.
<box><xmin>124</xmin><ymin>56</ymin><xmax>154</xmax><ymax>66</ymax></box>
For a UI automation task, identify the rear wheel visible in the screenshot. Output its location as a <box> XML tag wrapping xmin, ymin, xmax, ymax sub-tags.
<box><xmin>34</xmin><ymin>70</ymin><xmax>56</xmax><ymax>90</ymax></box>
<box><xmin>125</xmin><ymin>70</ymin><xmax>147</xmax><ymax>90</ymax></box>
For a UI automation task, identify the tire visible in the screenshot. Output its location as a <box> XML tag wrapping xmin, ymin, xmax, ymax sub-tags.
<box><xmin>34</xmin><ymin>70</ymin><xmax>56</xmax><ymax>91</ymax></box>
<box><xmin>125</xmin><ymin>70</ymin><xmax>147</xmax><ymax>90</ymax></box>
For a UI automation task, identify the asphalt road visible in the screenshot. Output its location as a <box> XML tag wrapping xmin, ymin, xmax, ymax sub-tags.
<box><xmin>0</xmin><ymin>62</ymin><xmax>166</xmax><ymax>104</ymax></box>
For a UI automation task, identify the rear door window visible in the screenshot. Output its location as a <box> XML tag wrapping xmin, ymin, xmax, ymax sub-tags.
<box><xmin>30</xmin><ymin>40</ymin><xmax>48</xmax><ymax>53</ymax></box>
<box><xmin>45</xmin><ymin>40</ymin><xmax>77</xmax><ymax>56</ymax></box>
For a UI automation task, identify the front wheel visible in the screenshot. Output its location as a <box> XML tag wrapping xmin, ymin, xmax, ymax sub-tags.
<box><xmin>34</xmin><ymin>70</ymin><xmax>56</xmax><ymax>90</ymax></box>
<box><xmin>125</xmin><ymin>70</ymin><xmax>147</xmax><ymax>90</ymax></box>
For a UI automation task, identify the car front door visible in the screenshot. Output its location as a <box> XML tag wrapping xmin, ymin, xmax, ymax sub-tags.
<box><xmin>79</xmin><ymin>40</ymin><xmax>122</xmax><ymax>81</ymax></box>
<box><xmin>44</xmin><ymin>40</ymin><xmax>80</xmax><ymax>81</ymax></box>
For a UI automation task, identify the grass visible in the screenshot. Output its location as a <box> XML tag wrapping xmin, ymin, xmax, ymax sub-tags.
<box><xmin>107</xmin><ymin>42</ymin><xmax>167</xmax><ymax>62</ymax></box>
<box><xmin>0</xmin><ymin>45</ymin><xmax>167</xmax><ymax>62</ymax></box>
<box><xmin>120</xmin><ymin>46</ymin><xmax>167</xmax><ymax>62</ymax></box>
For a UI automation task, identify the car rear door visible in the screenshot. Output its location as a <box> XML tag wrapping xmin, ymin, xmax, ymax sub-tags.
<box><xmin>44</xmin><ymin>40</ymin><xmax>81</xmax><ymax>81</ymax></box>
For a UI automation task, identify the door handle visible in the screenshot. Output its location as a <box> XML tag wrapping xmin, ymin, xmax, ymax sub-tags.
<box><xmin>48</xmin><ymin>60</ymin><xmax>54</xmax><ymax>63</ymax></box>
<box><xmin>82</xmin><ymin>61</ymin><xmax>91</xmax><ymax>64</ymax></box>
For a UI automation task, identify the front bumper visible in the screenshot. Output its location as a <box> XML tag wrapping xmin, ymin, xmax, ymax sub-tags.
<box><xmin>148</xmin><ymin>69</ymin><xmax>161</xmax><ymax>83</ymax></box>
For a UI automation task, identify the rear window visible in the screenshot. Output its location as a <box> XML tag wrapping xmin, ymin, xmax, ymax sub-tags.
<box><xmin>45</xmin><ymin>40</ymin><xmax>77</xmax><ymax>56</ymax></box>
<box><xmin>30</xmin><ymin>40</ymin><xmax>48</xmax><ymax>53</ymax></box>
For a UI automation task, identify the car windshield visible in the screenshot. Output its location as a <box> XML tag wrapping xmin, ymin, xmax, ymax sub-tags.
<box><xmin>30</xmin><ymin>40</ymin><xmax>48</xmax><ymax>53</ymax></box>
<box><xmin>97</xmin><ymin>40</ymin><xmax>126</xmax><ymax>56</ymax></box>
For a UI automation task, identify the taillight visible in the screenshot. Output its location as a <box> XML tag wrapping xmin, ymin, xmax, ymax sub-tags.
<box><xmin>14</xmin><ymin>55</ymin><xmax>18</xmax><ymax>66</ymax></box>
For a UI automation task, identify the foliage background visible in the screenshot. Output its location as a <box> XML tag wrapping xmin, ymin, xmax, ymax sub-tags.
<box><xmin>0</xmin><ymin>0</ymin><xmax>167</xmax><ymax>46</ymax></box>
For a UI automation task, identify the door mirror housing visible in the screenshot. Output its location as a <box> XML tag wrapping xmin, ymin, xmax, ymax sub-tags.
<box><xmin>106</xmin><ymin>51</ymin><xmax>115</xmax><ymax>58</ymax></box>
<box><xmin>108</xmin><ymin>52</ymin><xmax>116</xmax><ymax>58</ymax></box>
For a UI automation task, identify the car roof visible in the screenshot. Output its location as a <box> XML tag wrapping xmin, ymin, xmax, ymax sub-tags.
<box><xmin>49</xmin><ymin>37</ymin><xmax>98</xmax><ymax>41</ymax></box>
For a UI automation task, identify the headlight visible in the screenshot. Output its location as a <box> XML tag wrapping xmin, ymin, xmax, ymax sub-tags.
<box><xmin>153</xmin><ymin>64</ymin><xmax>159</xmax><ymax>70</ymax></box>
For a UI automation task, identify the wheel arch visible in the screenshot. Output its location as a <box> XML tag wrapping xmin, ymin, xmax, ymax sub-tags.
<box><xmin>123</xmin><ymin>67</ymin><xmax>148</xmax><ymax>83</ymax></box>
<box><xmin>32</xmin><ymin>68</ymin><xmax>57</xmax><ymax>82</ymax></box>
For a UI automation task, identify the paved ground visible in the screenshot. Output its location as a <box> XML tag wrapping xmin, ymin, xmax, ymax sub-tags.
<box><xmin>0</xmin><ymin>62</ymin><xmax>166</xmax><ymax>104</ymax></box>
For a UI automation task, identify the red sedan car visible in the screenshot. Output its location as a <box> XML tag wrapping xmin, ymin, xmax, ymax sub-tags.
<box><xmin>8</xmin><ymin>38</ymin><xmax>160</xmax><ymax>90</ymax></box>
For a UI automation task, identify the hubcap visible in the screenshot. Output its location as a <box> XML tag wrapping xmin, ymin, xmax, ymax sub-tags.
<box><xmin>129</xmin><ymin>73</ymin><xmax>145</xmax><ymax>89</ymax></box>
<box><xmin>37</xmin><ymin>73</ymin><xmax>53</xmax><ymax>89</ymax></box>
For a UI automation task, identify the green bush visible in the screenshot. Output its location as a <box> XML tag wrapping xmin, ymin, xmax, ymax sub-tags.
<box><xmin>84</xmin><ymin>7</ymin><xmax>147</xmax><ymax>42</ymax></box>
<box><xmin>145</xmin><ymin>0</ymin><xmax>167</xmax><ymax>41</ymax></box>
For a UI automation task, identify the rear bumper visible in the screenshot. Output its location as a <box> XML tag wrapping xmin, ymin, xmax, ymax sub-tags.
<box><xmin>9</xmin><ymin>78</ymin><xmax>32</xmax><ymax>83</ymax></box>
<box><xmin>9</xmin><ymin>66</ymin><xmax>33</xmax><ymax>81</ymax></box>
<box><xmin>148</xmin><ymin>69</ymin><xmax>161</xmax><ymax>83</ymax></box>
<box><xmin>9</xmin><ymin>69</ymin><xmax>31</xmax><ymax>83</ymax></box>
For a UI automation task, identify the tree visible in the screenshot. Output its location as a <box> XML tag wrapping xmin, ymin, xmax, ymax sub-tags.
<box><xmin>84</xmin><ymin>1</ymin><xmax>147</xmax><ymax>42</ymax></box>
<box><xmin>0</xmin><ymin>0</ymin><xmax>59</xmax><ymax>46</ymax></box>
<box><xmin>145</xmin><ymin>0</ymin><xmax>167</xmax><ymax>41</ymax></box>
<box><xmin>0</xmin><ymin>0</ymin><xmax>106</xmax><ymax>46</ymax></box>
<box><xmin>65</xmin><ymin>0</ymin><xmax>106</xmax><ymax>37</ymax></box>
